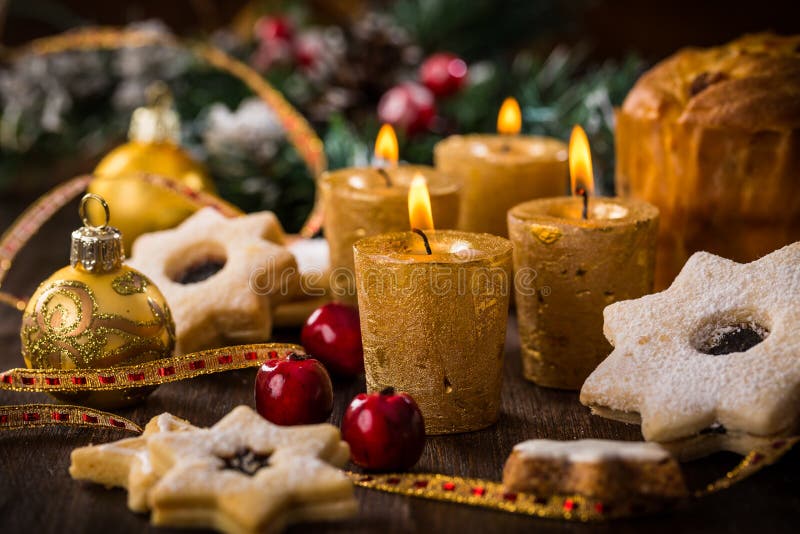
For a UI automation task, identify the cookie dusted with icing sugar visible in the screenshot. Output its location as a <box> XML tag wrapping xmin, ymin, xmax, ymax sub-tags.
<box><xmin>69</xmin><ymin>412</ymin><xmax>196</xmax><ymax>512</ymax></box>
<box><xmin>503</xmin><ymin>439</ymin><xmax>686</xmax><ymax>501</ymax></box>
<box><xmin>581</xmin><ymin>242</ymin><xmax>800</xmax><ymax>460</ymax></box>
<box><xmin>129</xmin><ymin>208</ymin><xmax>300</xmax><ymax>355</ymax></box>
<box><xmin>146</xmin><ymin>406</ymin><xmax>355</xmax><ymax>534</ymax></box>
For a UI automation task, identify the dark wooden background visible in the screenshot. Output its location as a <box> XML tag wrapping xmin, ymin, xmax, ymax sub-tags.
<box><xmin>0</xmin><ymin>198</ymin><xmax>797</xmax><ymax>533</ymax></box>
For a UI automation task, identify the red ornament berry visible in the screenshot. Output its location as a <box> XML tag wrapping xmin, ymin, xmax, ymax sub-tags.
<box><xmin>301</xmin><ymin>302</ymin><xmax>364</xmax><ymax>377</ymax></box>
<box><xmin>254</xmin><ymin>16</ymin><xmax>294</xmax><ymax>43</ymax></box>
<box><xmin>419</xmin><ymin>52</ymin><xmax>468</xmax><ymax>97</ymax></box>
<box><xmin>341</xmin><ymin>387</ymin><xmax>425</xmax><ymax>471</ymax></box>
<box><xmin>377</xmin><ymin>82</ymin><xmax>436</xmax><ymax>135</ymax></box>
<box><xmin>254</xmin><ymin>353</ymin><xmax>333</xmax><ymax>425</ymax></box>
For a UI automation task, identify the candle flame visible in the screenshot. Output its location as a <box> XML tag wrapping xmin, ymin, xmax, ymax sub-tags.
<box><xmin>408</xmin><ymin>174</ymin><xmax>434</xmax><ymax>230</ymax></box>
<box><xmin>569</xmin><ymin>125</ymin><xmax>594</xmax><ymax>195</ymax></box>
<box><xmin>497</xmin><ymin>97</ymin><xmax>522</xmax><ymax>135</ymax></box>
<box><xmin>374</xmin><ymin>123</ymin><xmax>399</xmax><ymax>164</ymax></box>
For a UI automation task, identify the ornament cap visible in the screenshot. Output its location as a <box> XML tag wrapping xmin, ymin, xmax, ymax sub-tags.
<box><xmin>70</xmin><ymin>194</ymin><xmax>125</xmax><ymax>273</ymax></box>
<box><xmin>128</xmin><ymin>81</ymin><xmax>180</xmax><ymax>144</ymax></box>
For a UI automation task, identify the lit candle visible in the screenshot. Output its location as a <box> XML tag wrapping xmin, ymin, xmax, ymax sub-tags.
<box><xmin>508</xmin><ymin>126</ymin><xmax>659</xmax><ymax>390</ymax></box>
<box><xmin>434</xmin><ymin>97</ymin><xmax>568</xmax><ymax>237</ymax></box>
<box><xmin>354</xmin><ymin>178</ymin><xmax>512</xmax><ymax>434</ymax></box>
<box><xmin>320</xmin><ymin>124</ymin><xmax>461</xmax><ymax>302</ymax></box>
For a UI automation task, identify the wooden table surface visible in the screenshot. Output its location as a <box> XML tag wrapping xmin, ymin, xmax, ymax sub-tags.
<box><xmin>0</xmin><ymin>198</ymin><xmax>797</xmax><ymax>534</ymax></box>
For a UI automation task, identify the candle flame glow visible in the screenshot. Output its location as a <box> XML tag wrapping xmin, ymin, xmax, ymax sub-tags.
<box><xmin>497</xmin><ymin>97</ymin><xmax>522</xmax><ymax>135</ymax></box>
<box><xmin>569</xmin><ymin>125</ymin><xmax>594</xmax><ymax>195</ymax></box>
<box><xmin>408</xmin><ymin>174</ymin><xmax>434</xmax><ymax>230</ymax></box>
<box><xmin>374</xmin><ymin>123</ymin><xmax>399</xmax><ymax>164</ymax></box>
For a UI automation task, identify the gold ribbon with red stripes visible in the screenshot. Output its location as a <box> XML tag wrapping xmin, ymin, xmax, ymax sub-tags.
<box><xmin>0</xmin><ymin>343</ymin><xmax>299</xmax><ymax>393</ymax></box>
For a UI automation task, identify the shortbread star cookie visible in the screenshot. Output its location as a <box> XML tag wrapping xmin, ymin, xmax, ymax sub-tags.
<box><xmin>129</xmin><ymin>208</ymin><xmax>299</xmax><ymax>354</ymax></box>
<box><xmin>581</xmin><ymin>243</ymin><xmax>800</xmax><ymax>459</ymax></box>
<box><xmin>146</xmin><ymin>406</ymin><xmax>356</xmax><ymax>534</ymax></box>
<box><xmin>69</xmin><ymin>412</ymin><xmax>196</xmax><ymax>512</ymax></box>
<box><xmin>503</xmin><ymin>439</ymin><xmax>686</xmax><ymax>501</ymax></box>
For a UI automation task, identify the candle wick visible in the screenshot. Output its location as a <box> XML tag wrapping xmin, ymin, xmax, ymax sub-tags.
<box><xmin>377</xmin><ymin>167</ymin><xmax>393</xmax><ymax>187</ymax></box>
<box><xmin>499</xmin><ymin>141</ymin><xmax>511</xmax><ymax>153</ymax></box>
<box><xmin>412</xmin><ymin>228</ymin><xmax>433</xmax><ymax>255</ymax></box>
<box><xmin>576</xmin><ymin>187</ymin><xmax>588</xmax><ymax>220</ymax></box>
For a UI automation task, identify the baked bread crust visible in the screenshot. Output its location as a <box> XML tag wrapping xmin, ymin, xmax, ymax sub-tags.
<box><xmin>616</xmin><ymin>33</ymin><xmax>800</xmax><ymax>288</ymax></box>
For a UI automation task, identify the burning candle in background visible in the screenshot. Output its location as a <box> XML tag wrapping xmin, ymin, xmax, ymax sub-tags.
<box><xmin>434</xmin><ymin>97</ymin><xmax>568</xmax><ymax>237</ymax></box>
<box><xmin>354</xmin><ymin>177</ymin><xmax>513</xmax><ymax>434</ymax></box>
<box><xmin>320</xmin><ymin>124</ymin><xmax>461</xmax><ymax>302</ymax></box>
<box><xmin>507</xmin><ymin>125</ymin><xmax>659</xmax><ymax>390</ymax></box>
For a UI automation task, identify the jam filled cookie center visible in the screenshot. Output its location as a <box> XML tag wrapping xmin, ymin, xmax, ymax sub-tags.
<box><xmin>219</xmin><ymin>448</ymin><xmax>272</xmax><ymax>476</ymax></box>
<box><xmin>176</xmin><ymin>258</ymin><xmax>226</xmax><ymax>284</ymax></box>
<box><xmin>691</xmin><ymin>315</ymin><xmax>769</xmax><ymax>356</ymax></box>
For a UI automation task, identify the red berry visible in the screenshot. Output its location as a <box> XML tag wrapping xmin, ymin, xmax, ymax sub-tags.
<box><xmin>255</xmin><ymin>353</ymin><xmax>333</xmax><ymax>425</ymax></box>
<box><xmin>377</xmin><ymin>82</ymin><xmax>436</xmax><ymax>135</ymax></box>
<box><xmin>419</xmin><ymin>52</ymin><xmax>468</xmax><ymax>97</ymax></box>
<box><xmin>341</xmin><ymin>388</ymin><xmax>425</xmax><ymax>471</ymax></box>
<box><xmin>301</xmin><ymin>302</ymin><xmax>364</xmax><ymax>377</ymax></box>
<box><xmin>254</xmin><ymin>16</ymin><xmax>294</xmax><ymax>43</ymax></box>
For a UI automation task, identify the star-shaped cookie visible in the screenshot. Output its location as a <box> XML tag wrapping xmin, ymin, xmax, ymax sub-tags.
<box><xmin>581</xmin><ymin>243</ymin><xmax>800</xmax><ymax>459</ymax></box>
<box><xmin>146</xmin><ymin>406</ymin><xmax>356</xmax><ymax>533</ymax></box>
<box><xmin>69</xmin><ymin>412</ymin><xmax>196</xmax><ymax>512</ymax></box>
<box><xmin>129</xmin><ymin>208</ymin><xmax>299</xmax><ymax>354</ymax></box>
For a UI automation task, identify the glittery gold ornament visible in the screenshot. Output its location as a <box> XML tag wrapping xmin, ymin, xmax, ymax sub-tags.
<box><xmin>20</xmin><ymin>194</ymin><xmax>176</xmax><ymax>409</ymax></box>
<box><xmin>88</xmin><ymin>82</ymin><xmax>219</xmax><ymax>250</ymax></box>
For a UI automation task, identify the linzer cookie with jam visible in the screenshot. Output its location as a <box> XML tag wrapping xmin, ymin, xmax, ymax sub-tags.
<box><xmin>581</xmin><ymin>243</ymin><xmax>800</xmax><ymax>460</ymax></box>
<box><xmin>145</xmin><ymin>406</ymin><xmax>355</xmax><ymax>533</ymax></box>
<box><xmin>503</xmin><ymin>439</ymin><xmax>686</xmax><ymax>501</ymax></box>
<box><xmin>128</xmin><ymin>208</ymin><xmax>299</xmax><ymax>355</ymax></box>
<box><xmin>69</xmin><ymin>406</ymin><xmax>355</xmax><ymax>534</ymax></box>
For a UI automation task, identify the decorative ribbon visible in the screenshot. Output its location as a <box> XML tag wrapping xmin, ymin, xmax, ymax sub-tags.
<box><xmin>0</xmin><ymin>343</ymin><xmax>301</xmax><ymax>393</ymax></box>
<box><xmin>0</xmin><ymin>403</ymin><xmax>142</xmax><ymax>433</ymax></box>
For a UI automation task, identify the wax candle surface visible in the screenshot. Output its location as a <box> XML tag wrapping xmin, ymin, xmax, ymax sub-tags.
<box><xmin>435</xmin><ymin>134</ymin><xmax>567</xmax><ymax>237</ymax></box>
<box><xmin>353</xmin><ymin>230</ymin><xmax>512</xmax><ymax>434</ymax></box>
<box><xmin>320</xmin><ymin>166</ymin><xmax>460</xmax><ymax>302</ymax></box>
<box><xmin>508</xmin><ymin>197</ymin><xmax>659</xmax><ymax>390</ymax></box>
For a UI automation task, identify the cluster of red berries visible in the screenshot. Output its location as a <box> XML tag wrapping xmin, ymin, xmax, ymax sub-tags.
<box><xmin>254</xmin><ymin>302</ymin><xmax>425</xmax><ymax>471</ymax></box>
<box><xmin>378</xmin><ymin>52</ymin><xmax>469</xmax><ymax>135</ymax></box>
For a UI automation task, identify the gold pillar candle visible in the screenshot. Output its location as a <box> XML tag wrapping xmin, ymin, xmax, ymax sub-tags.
<box><xmin>354</xmin><ymin>230</ymin><xmax>512</xmax><ymax>434</ymax></box>
<box><xmin>508</xmin><ymin>126</ymin><xmax>659</xmax><ymax>390</ymax></box>
<box><xmin>434</xmin><ymin>98</ymin><xmax>568</xmax><ymax>237</ymax></box>
<box><xmin>320</xmin><ymin>166</ymin><xmax>460</xmax><ymax>302</ymax></box>
<box><xmin>508</xmin><ymin>201</ymin><xmax>658</xmax><ymax>390</ymax></box>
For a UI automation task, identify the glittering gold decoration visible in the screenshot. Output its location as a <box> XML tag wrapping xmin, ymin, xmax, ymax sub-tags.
<box><xmin>111</xmin><ymin>271</ymin><xmax>149</xmax><ymax>295</ymax></box>
<box><xmin>1</xmin><ymin>343</ymin><xmax>302</xmax><ymax>393</ymax></box>
<box><xmin>0</xmin><ymin>403</ymin><xmax>142</xmax><ymax>433</ymax></box>
<box><xmin>21</xmin><ymin>264</ymin><xmax>175</xmax><ymax>408</ymax></box>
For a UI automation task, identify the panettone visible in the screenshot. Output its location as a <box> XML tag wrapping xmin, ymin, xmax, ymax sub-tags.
<box><xmin>616</xmin><ymin>33</ymin><xmax>800</xmax><ymax>288</ymax></box>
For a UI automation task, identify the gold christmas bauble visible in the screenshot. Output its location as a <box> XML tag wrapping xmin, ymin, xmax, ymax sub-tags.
<box><xmin>20</xmin><ymin>195</ymin><xmax>176</xmax><ymax>409</ymax></box>
<box><xmin>87</xmin><ymin>82</ymin><xmax>218</xmax><ymax>250</ymax></box>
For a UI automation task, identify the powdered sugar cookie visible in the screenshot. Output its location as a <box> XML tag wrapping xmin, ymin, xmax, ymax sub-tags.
<box><xmin>129</xmin><ymin>208</ymin><xmax>299</xmax><ymax>354</ymax></box>
<box><xmin>146</xmin><ymin>406</ymin><xmax>355</xmax><ymax>533</ymax></box>
<box><xmin>503</xmin><ymin>439</ymin><xmax>686</xmax><ymax>501</ymax></box>
<box><xmin>581</xmin><ymin>243</ymin><xmax>800</xmax><ymax>459</ymax></box>
<box><xmin>69</xmin><ymin>412</ymin><xmax>196</xmax><ymax>512</ymax></box>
